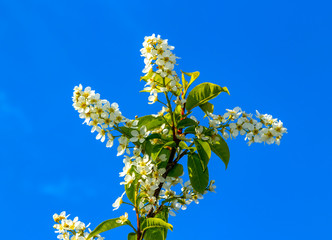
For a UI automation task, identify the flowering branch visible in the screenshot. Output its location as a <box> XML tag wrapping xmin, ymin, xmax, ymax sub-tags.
<box><xmin>52</xmin><ymin>34</ymin><xmax>287</xmax><ymax>240</ymax></box>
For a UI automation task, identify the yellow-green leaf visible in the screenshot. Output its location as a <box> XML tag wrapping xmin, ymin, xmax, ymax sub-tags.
<box><xmin>182</xmin><ymin>71</ymin><xmax>200</xmax><ymax>96</ymax></box>
<box><xmin>186</xmin><ymin>82</ymin><xmax>229</xmax><ymax>111</ymax></box>
<box><xmin>125</xmin><ymin>168</ymin><xmax>138</xmax><ymax>204</ymax></box>
<box><xmin>199</xmin><ymin>102</ymin><xmax>214</xmax><ymax>116</ymax></box>
<box><xmin>137</xmin><ymin>115</ymin><xmax>165</xmax><ymax>130</ymax></box>
<box><xmin>141</xmin><ymin>218</ymin><xmax>173</xmax><ymax>232</ymax></box>
<box><xmin>87</xmin><ymin>218</ymin><xmax>129</xmax><ymax>240</ymax></box>
<box><xmin>144</xmin><ymin>208</ymin><xmax>169</xmax><ymax>240</ymax></box>
<box><xmin>181</xmin><ymin>72</ymin><xmax>188</xmax><ymax>90</ymax></box>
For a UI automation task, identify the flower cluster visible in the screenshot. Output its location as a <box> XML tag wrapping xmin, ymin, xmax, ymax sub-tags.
<box><xmin>53</xmin><ymin>211</ymin><xmax>104</xmax><ymax>240</ymax></box>
<box><xmin>140</xmin><ymin>34</ymin><xmax>181</xmax><ymax>104</ymax></box>
<box><xmin>140</xmin><ymin>34</ymin><xmax>178</xmax><ymax>80</ymax></box>
<box><xmin>207</xmin><ymin>107</ymin><xmax>287</xmax><ymax>145</ymax></box>
<box><xmin>72</xmin><ymin>84</ymin><xmax>141</xmax><ymax>156</ymax></box>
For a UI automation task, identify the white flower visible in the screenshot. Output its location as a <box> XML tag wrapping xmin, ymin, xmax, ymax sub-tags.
<box><xmin>74</xmin><ymin>220</ymin><xmax>89</xmax><ymax>231</ymax></box>
<box><xmin>96</xmin><ymin>127</ymin><xmax>107</xmax><ymax>142</ymax></box>
<box><xmin>125</xmin><ymin>119</ymin><xmax>139</xmax><ymax>129</ymax></box>
<box><xmin>157</xmin><ymin>154</ymin><xmax>167</xmax><ymax>162</ymax></box>
<box><xmin>120</xmin><ymin>172</ymin><xmax>136</xmax><ymax>186</ymax></box>
<box><xmin>224</xmin><ymin>107</ymin><xmax>242</xmax><ymax>120</ymax></box>
<box><xmin>53</xmin><ymin>211</ymin><xmax>69</xmax><ymax>223</ymax></box>
<box><xmin>208</xmin><ymin>180</ymin><xmax>217</xmax><ymax>193</ymax></box>
<box><xmin>71</xmin><ymin>234</ymin><xmax>85</xmax><ymax>240</ymax></box>
<box><xmin>245</xmin><ymin>122</ymin><xmax>262</xmax><ymax>144</ymax></box>
<box><xmin>88</xmin><ymin>117</ymin><xmax>100</xmax><ymax>133</ymax></box>
<box><xmin>190</xmin><ymin>116</ymin><xmax>198</xmax><ymax>123</ymax></box>
<box><xmin>271</xmin><ymin>120</ymin><xmax>287</xmax><ymax>136</ymax></box>
<box><xmin>141</xmin><ymin>177</ymin><xmax>158</xmax><ymax>195</ymax></box>
<box><xmin>112</xmin><ymin>192</ymin><xmax>125</xmax><ymax>211</ymax></box>
<box><xmin>174</xmin><ymin>97</ymin><xmax>186</xmax><ymax>107</ymax></box>
<box><xmin>209</xmin><ymin>118</ymin><xmax>220</xmax><ymax>129</ymax></box>
<box><xmin>137</xmin><ymin>167</ymin><xmax>152</xmax><ymax>179</ymax></box>
<box><xmin>119</xmin><ymin>162</ymin><xmax>132</xmax><ymax>177</ymax></box>
<box><xmin>151</xmin><ymin>166</ymin><xmax>166</xmax><ymax>183</ymax></box>
<box><xmin>116</xmin><ymin>212</ymin><xmax>128</xmax><ymax>224</ymax></box>
<box><xmin>133</xmin><ymin>147</ymin><xmax>142</xmax><ymax>157</ymax></box>
<box><xmin>191</xmin><ymin>193</ymin><xmax>204</xmax><ymax>204</ymax></box>
<box><xmin>169</xmin><ymin>210</ymin><xmax>176</xmax><ymax>217</ymax></box>
<box><xmin>148</xmin><ymin>90</ymin><xmax>158</xmax><ymax>104</ymax></box>
<box><xmin>256</xmin><ymin>110</ymin><xmax>277</xmax><ymax>126</ymax></box>
<box><xmin>130</xmin><ymin>126</ymin><xmax>150</xmax><ymax>143</ymax></box>
<box><xmin>106</xmin><ymin>133</ymin><xmax>114</xmax><ymax>148</ymax></box>
<box><xmin>195</xmin><ymin>126</ymin><xmax>209</xmax><ymax>141</ymax></box>
<box><xmin>152</xmin><ymin>106</ymin><xmax>168</xmax><ymax>117</ymax></box>
<box><xmin>229</xmin><ymin>122</ymin><xmax>246</xmax><ymax>137</ymax></box>
<box><xmin>260</xmin><ymin>128</ymin><xmax>275</xmax><ymax>144</ymax></box>
<box><xmin>117</xmin><ymin>136</ymin><xmax>129</xmax><ymax>156</ymax></box>
<box><xmin>57</xmin><ymin>232</ymin><xmax>70</xmax><ymax>240</ymax></box>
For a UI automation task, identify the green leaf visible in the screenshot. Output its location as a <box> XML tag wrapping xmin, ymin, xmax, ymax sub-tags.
<box><xmin>141</xmin><ymin>218</ymin><xmax>173</xmax><ymax>232</ymax></box>
<box><xmin>144</xmin><ymin>228</ymin><xmax>165</xmax><ymax>240</ymax></box>
<box><xmin>174</xmin><ymin>105</ymin><xmax>183</xmax><ymax>122</ymax></box>
<box><xmin>140</xmin><ymin>71</ymin><xmax>163</xmax><ymax>84</ymax></box>
<box><xmin>137</xmin><ymin>115</ymin><xmax>165</xmax><ymax>131</ymax></box>
<box><xmin>168</xmin><ymin>164</ymin><xmax>184</xmax><ymax>177</ymax></box>
<box><xmin>185</xmin><ymin>82</ymin><xmax>230</xmax><ymax>111</ymax></box>
<box><xmin>194</xmin><ymin>139</ymin><xmax>211</xmax><ymax>171</ymax></box>
<box><xmin>209</xmin><ymin>135</ymin><xmax>230</xmax><ymax>169</ymax></box>
<box><xmin>151</xmin><ymin>144</ymin><xmax>164</xmax><ymax>161</ymax></box>
<box><xmin>87</xmin><ymin>218</ymin><xmax>128</xmax><ymax>239</ymax></box>
<box><xmin>163</xmin><ymin>141</ymin><xmax>176</xmax><ymax>148</ymax></box>
<box><xmin>184</xmin><ymin>126</ymin><xmax>196</xmax><ymax>134</ymax></box>
<box><xmin>125</xmin><ymin>181</ymin><xmax>137</xmax><ymax>205</ymax></box>
<box><xmin>151</xmin><ymin>145</ymin><xmax>170</xmax><ymax>170</ymax></box>
<box><xmin>128</xmin><ymin>232</ymin><xmax>137</xmax><ymax>240</ymax></box>
<box><xmin>156</xmin><ymin>208</ymin><xmax>169</xmax><ymax>239</ymax></box>
<box><xmin>182</xmin><ymin>71</ymin><xmax>200</xmax><ymax>96</ymax></box>
<box><xmin>125</xmin><ymin>168</ymin><xmax>138</xmax><ymax>204</ymax></box>
<box><xmin>177</xmin><ymin>118</ymin><xmax>198</xmax><ymax>129</ymax></box>
<box><xmin>143</xmin><ymin>140</ymin><xmax>153</xmax><ymax>156</ymax></box>
<box><xmin>119</xmin><ymin>126</ymin><xmax>133</xmax><ymax>138</ymax></box>
<box><xmin>151</xmin><ymin>141</ymin><xmax>175</xmax><ymax>161</ymax></box>
<box><xmin>144</xmin><ymin>207</ymin><xmax>169</xmax><ymax>240</ymax></box>
<box><xmin>163</xmin><ymin>113</ymin><xmax>172</xmax><ymax>125</ymax></box>
<box><xmin>199</xmin><ymin>102</ymin><xmax>214</xmax><ymax>115</ymax></box>
<box><xmin>188</xmin><ymin>153</ymin><xmax>209</xmax><ymax>194</ymax></box>
<box><xmin>179</xmin><ymin>141</ymin><xmax>188</xmax><ymax>149</ymax></box>
<box><xmin>146</xmin><ymin>133</ymin><xmax>162</xmax><ymax>141</ymax></box>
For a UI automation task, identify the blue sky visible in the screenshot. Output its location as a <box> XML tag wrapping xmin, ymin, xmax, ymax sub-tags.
<box><xmin>0</xmin><ymin>0</ymin><xmax>331</xmax><ymax>239</ymax></box>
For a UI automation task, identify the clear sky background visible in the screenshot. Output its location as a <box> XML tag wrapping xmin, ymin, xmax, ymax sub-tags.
<box><xmin>0</xmin><ymin>0</ymin><xmax>331</xmax><ymax>239</ymax></box>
